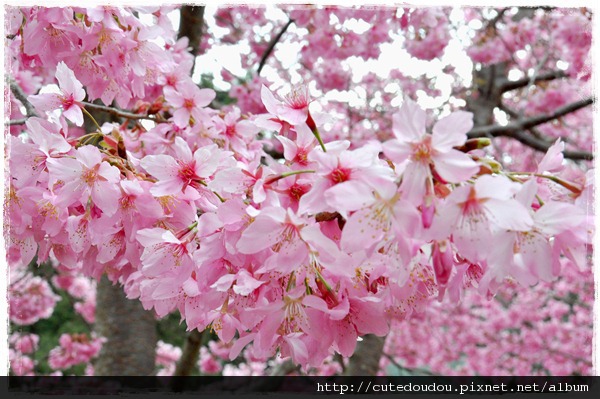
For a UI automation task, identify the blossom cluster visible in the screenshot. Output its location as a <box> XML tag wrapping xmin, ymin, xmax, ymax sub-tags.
<box><xmin>6</xmin><ymin>6</ymin><xmax>593</xmax><ymax>370</ymax></box>
<box><xmin>383</xmin><ymin>261</ymin><xmax>594</xmax><ymax>376</ymax></box>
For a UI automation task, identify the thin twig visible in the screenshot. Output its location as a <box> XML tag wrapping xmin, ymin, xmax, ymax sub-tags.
<box><xmin>81</xmin><ymin>101</ymin><xmax>159</xmax><ymax>122</ymax></box>
<box><xmin>257</xmin><ymin>18</ymin><xmax>294</xmax><ymax>76</ymax></box>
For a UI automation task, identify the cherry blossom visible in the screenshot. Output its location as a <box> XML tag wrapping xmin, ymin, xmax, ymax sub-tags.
<box><xmin>29</xmin><ymin>62</ymin><xmax>86</xmax><ymax>126</ymax></box>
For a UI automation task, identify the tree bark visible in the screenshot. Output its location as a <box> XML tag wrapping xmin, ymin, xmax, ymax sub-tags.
<box><xmin>178</xmin><ymin>5</ymin><xmax>205</xmax><ymax>72</ymax></box>
<box><xmin>343</xmin><ymin>334</ymin><xmax>386</xmax><ymax>375</ymax></box>
<box><xmin>94</xmin><ymin>276</ymin><xmax>157</xmax><ymax>375</ymax></box>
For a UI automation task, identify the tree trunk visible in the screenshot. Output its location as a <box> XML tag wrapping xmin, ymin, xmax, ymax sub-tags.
<box><xmin>343</xmin><ymin>334</ymin><xmax>386</xmax><ymax>375</ymax></box>
<box><xmin>173</xmin><ymin>329</ymin><xmax>204</xmax><ymax>376</ymax></box>
<box><xmin>178</xmin><ymin>5</ymin><xmax>205</xmax><ymax>72</ymax></box>
<box><xmin>94</xmin><ymin>276</ymin><xmax>157</xmax><ymax>375</ymax></box>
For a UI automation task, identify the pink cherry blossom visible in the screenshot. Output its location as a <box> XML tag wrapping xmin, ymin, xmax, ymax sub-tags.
<box><xmin>29</xmin><ymin>62</ymin><xmax>86</xmax><ymax>126</ymax></box>
<box><xmin>46</xmin><ymin>145</ymin><xmax>121</xmax><ymax>216</ymax></box>
<box><xmin>163</xmin><ymin>80</ymin><xmax>216</xmax><ymax>127</ymax></box>
<box><xmin>140</xmin><ymin>137</ymin><xmax>231</xmax><ymax>197</ymax></box>
<box><xmin>383</xmin><ymin>100</ymin><xmax>479</xmax><ymax>205</ymax></box>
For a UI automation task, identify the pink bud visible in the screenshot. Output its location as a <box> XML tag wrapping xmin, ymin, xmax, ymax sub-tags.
<box><xmin>421</xmin><ymin>195</ymin><xmax>435</xmax><ymax>228</ymax></box>
<box><xmin>432</xmin><ymin>241</ymin><xmax>453</xmax><ymax>286</ymax></box>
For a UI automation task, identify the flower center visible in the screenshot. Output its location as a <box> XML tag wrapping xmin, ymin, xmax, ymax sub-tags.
<box><xmin>183</xmin><ymin>98</ymin><xmax>195</xmax><ymax>110</ymax></box>
<box><xmin>61</xmin><ymin>94</ymin><xmax>75</xmax><ymax>109</ymax></box>
<box><xmin>411</xmin><ymin>135</ymin><xmax>433</xmax><ymax>163</ymax></box>
<box><xmin>329</xmin><ymin>167</ymin><xmax>351</xmax><ymax>184</ymax></box>
<box><xmin>81</xmin><ymin>167</ymin><xmax>98</xmax><ymax>186</ymax></box>
<box><xmin>119</xmin><ymin>194</ymin><xmax>136</xmax><ymax>211</ymax></box>
<box><xmin>177</xmin><ymin>161</ymin><xmax>198</xmax><ymax>182</ymax></box>
<box><xmin>288</xmin><ymin>183</ymin><xmax>309</xmax><ymax>201</ymax></box>
<box><xmin>284</xmin><ymin>86</ymin><xmax>309</xmax><ymax>110</ymax></box>
<box><xmin>225</xmin><ymin>124</ymin><xmax>236</xmax><ymax>137</ymax></box>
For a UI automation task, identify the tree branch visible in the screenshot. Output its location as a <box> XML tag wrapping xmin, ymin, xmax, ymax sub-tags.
<box><xmin>8</xmin><ymin>76</ymin><xmax>39</xmax><ymax>118</ymax></box>
<box><xmin>468</xmin><ymin>97</ymin><xmax>595</xmax><ymax>160</ymax></box>
<box><xmin>257</xmin><ymin>18</ymin><xmax>294</xmax><ymax>76</ymax></box>
<box><xmin>499</xmin><ymin>70</ymin><xmax>567</xmax><ymax>93</ymax></box>
<box><xmin>6</xmin><ymin>118</ymin><xmax>28</xmax><ymax>126</ymax></box>
<box><xmin>81</xmin><ymin>101</ymin><xmax>159</xmax><ymax>122</ymax></box>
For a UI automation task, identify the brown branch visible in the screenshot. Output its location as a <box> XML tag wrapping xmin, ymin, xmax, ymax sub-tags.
<box><xmin>499</xmin><ymin>70</ymin><xmax>567</xmax><ymax>93</ymax></box>
<box><xmin>8</xmin><ymin>76</ymin><xmax>39</xmax><ymax>118</ymax></box>
<box><xmin>257</xmin><ymin>18</ymin><xmax>294</xmax><ymax>76</ymax></box>
<box><xmin>468</xmin><ymin>97</ymin><xmax>595</xmax><ymax>160</ymax></box>
<box><xmin>178</xmin><ymin>5</ymin><xmax>205</xmax><ymax>73</ymax></box>
<box><xmin>81</xmin><ymin>101</ymin><xmax>159</xmax><ymax>122</ymax></box>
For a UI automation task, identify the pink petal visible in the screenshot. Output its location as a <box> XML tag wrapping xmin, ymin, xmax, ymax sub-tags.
<box><xmin>324</xmin><ymin>180</ymin><xmax>374</xmax><ymax>214</ymax></box>
<box><xmin>92</xmin><ymin>181</ymin><xmax>119</xmax><ymax>216</ymax></box>
<box><xmin>173</xmin><ymin>136</ymin><xmax>193</xmax><ymax>161</ymax></box>
<box><xmin>484</xmin><ymin>198</ymin><xmax>533</xmax><ymax>231</ymax></box>
<box><xmin>173</xmin><ymin>108</ymin><xmax>191</xmax><ymax>127</ymax></box>
<box><xmin>474</xmin><ymin>175</ymin><xmax>520</xmax><ymax>200</ymax></box>
<box><xmin>28</xmin><ymin>93</ymin><xmax>62</xmax><ymax>112</ymax></box>
<box><xmin>535</xmin><ymin>202</ymin><xmax>586</xmax><ymax>235</ymax></box>
<box><xmin>236</xmin><ymin>215</ymin><xmax>285</xmax><ymax>254</ymax></box>
<box><xmin>62</xmin><ymin>105</ymin><xmax>84</xmax><ymax>126</ymax></box>
<box><xmin>46</xmin><ymin>157</ymin><xmax>82</xmax><ymax>183</ymax></box>
<box><xmin>431</xmin><ymin>111</ymin><xmax>473</xmax><ymax>151</ymax></box>
<box><xmin>432</xmin><ymin>150</ymin><xmax>478</xmax><ymax>183</ymax></box>
<box><xmin>537</xmin><ymin>139</ymin><xmax>564</xmax><ymax>173</ymax></box>
<box><xmin>210</xmin><ymin>274</ymin><xmax>236</xmax><ymax>292</ymax></box>
<box><xmin>195</xmin><ymin>88</ymin><xmax>216</xmax><ymax>107</ymax></box>
<box><xmin>163</xmin><ymin>86</ymin><xmax>184</xmax><ymax>107</ymax></box>
<box><xmin>261</xmin><ymin>85</ymin><xmax>280</xmax><ymax>115</ymax></box>
<box><xmin>260</xmin><ymin>239</ymin><xmax>307</xmax><ymax>274</ymax></box>
<box><xmin>232</xmin><ymin>270</ymin><xmax>265</xmax><ymax>296</ymax></box>
<box><xmin>140</xmin><ymin>154</ymin><xmax>179</xmax><ymax>180</ymax></box>
<box><xmin>392</xmin><ymin>99</ymin><xmax>426</xmax><ymax>141</ymax></box>
<box><xmin>75</xmin><ymin>145</ymin><xmax>102</xmax><ymax>168</ymax></box>
<box><xmin>55</xmin><ymin>61</ymin><xmax>85</xmax><ymax>101</ymax></box>
<box><xmin>341</xmin><ymin>207</ymin><xmax>384</xmax><ymax>253</ymax></box>
<box><xmin>351</xmin><ymin>297</ymin><xmax>389</xmax><ymax>336</ymax></box>
<box><xmin>229</xmin><ymin>333</ymin><xmax>256</xmax><ymax>360</ymax></box>
<box><xmin>334</xmin><ymin>321</ymin><xmax>358</xmax><ymax>357</ymax></box>
<box><xmin>399</xmin><ymin>162</ymin><xmax>429</xmax><ymax>205</ymax></box>
<box><xmin>278</xmin><ymin>107</ymin><xmax>308</xmax><ymax>125</ymax></box>
<box><xmin>150</xmin><ymin>179</ymin><xmax>186</xmax><ymax>197</ymax></box>
<box><xmin>382</xmin><ymin>138</ymin><xmax>412</xmax><ymax>163</ymax></box>
<box><xmin>275</xmin><ymin>135</ymin><xmax>298</xmax><ymax>161</ymax></box>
